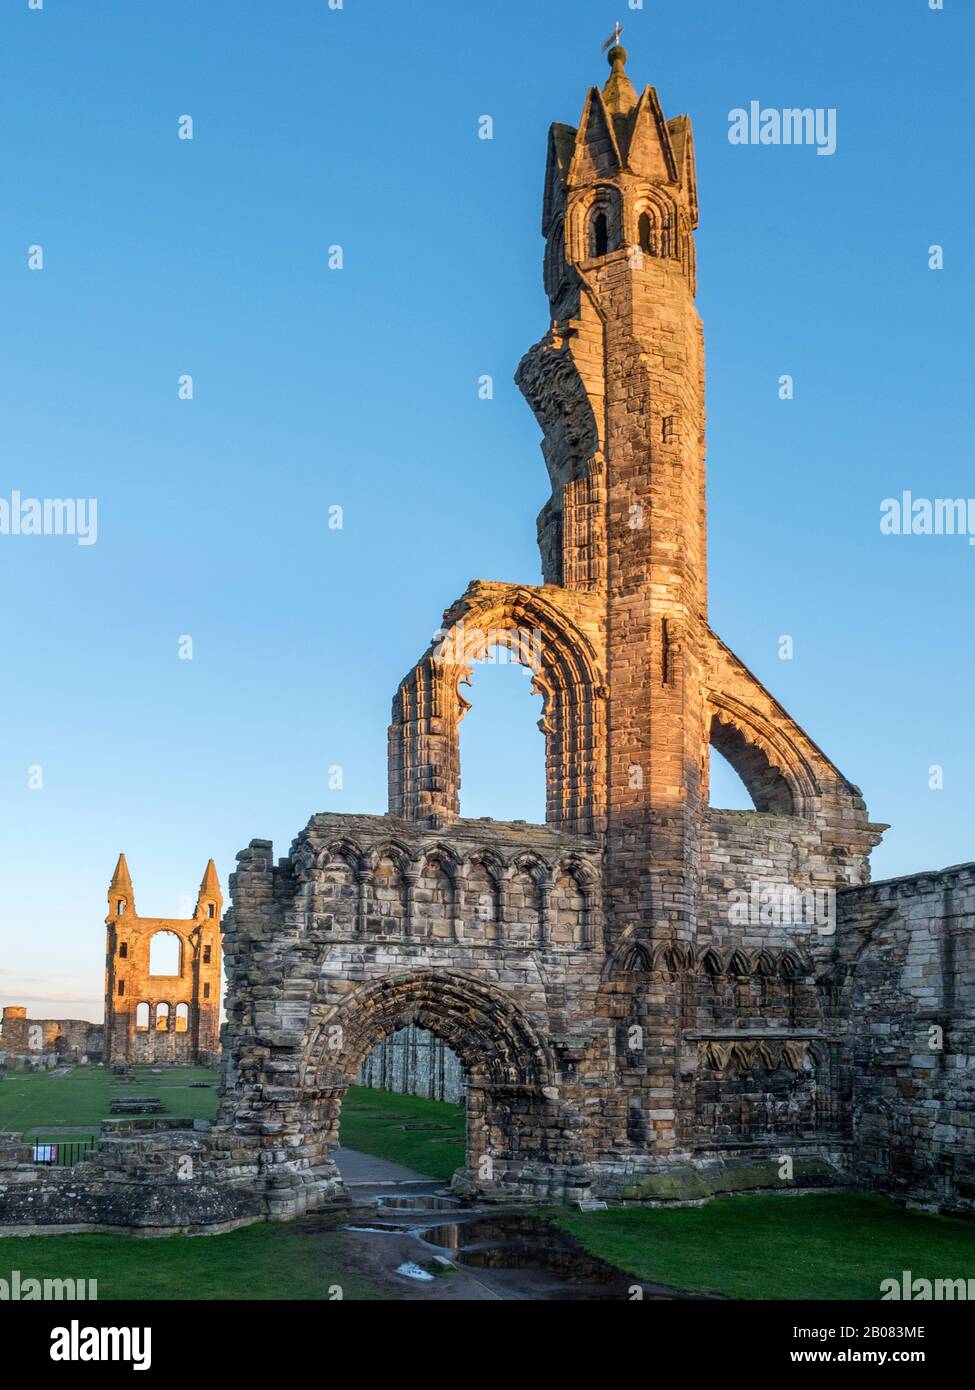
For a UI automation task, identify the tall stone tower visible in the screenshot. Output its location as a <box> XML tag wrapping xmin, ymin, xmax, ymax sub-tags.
<box><xmin>221</xmin><ymin>44</ymin><xmax>893</xmax><ymax>1208</ymax></box>
<box><xmin>104</xmin><ymin>855</ymin><xmax>223</xmax><ymax>1065</ymax></box>
<box><xmin>518</xmin><ymin>41</ymin><xmax>708</xmax><ymax>957</ymax></box>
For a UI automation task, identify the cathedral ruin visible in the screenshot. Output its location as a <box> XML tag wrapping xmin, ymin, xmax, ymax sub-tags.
<box><xmin>0</xmin><ymin>44</ymin><xmax>970</xmax><ymax>1232</ymax></box>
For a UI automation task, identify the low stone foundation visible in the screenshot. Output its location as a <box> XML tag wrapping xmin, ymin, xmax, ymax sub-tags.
<box><xmin>0</xmin><ymin>1122</ymin><xmax>852</xmax><ymax>1234</ymax></box>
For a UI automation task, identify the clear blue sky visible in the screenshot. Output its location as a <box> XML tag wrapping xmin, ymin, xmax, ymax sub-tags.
<box><xmin>1</xmin><ymin>0</ymin><xmax>971</xmax><ymax>1020</ymax></box>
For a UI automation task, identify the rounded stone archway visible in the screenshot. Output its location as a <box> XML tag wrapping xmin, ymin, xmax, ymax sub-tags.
<box><xmin>298</xmin><ymin>970</ymin><xmax>563</xmax><ymax>1196</ymax></box>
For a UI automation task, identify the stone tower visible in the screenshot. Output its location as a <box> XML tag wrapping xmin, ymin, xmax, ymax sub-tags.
<box><xmin>104</xmin><ymin>854</ymin><xmax>223</xmax><ymax>1065</ymax></box>
<box><xmin>215</xmin><ymin>47</ymin><xmax>946</xmax><ymax>1213</ymax></box>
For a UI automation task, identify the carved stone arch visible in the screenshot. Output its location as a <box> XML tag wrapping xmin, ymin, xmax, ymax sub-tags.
<box><xmin>754</xmin><ymin>949</ymin><xmax>777</xmax><ymax>977</ymax></box>
<box><xmin>620</xmin><ymin>943</ymin><xmax>653</xmax><ymax>973</ymax></box>
<box><xmin>316</xmin><ymin>837</ymin><xmax>364</xmax><ymax>877</ymax></box>
<box><xmin>566</xmin><ymin>182</ymin><xmax>623</xmax><ymax>263</ymax></box>
<box><xmin>631</xmin><ymin>187</ymin><xmax>676</xmax><ymax>259</ymax></box>
<box><xmin>295</xmin><ymin>970</ymin><xmax>565</xmax><ymax>1186</ymax></box>
<box><xmin>417</xmin><ymin>845</ymin><xmax>460</xmax><ymax>942</ymax></box>
<box><xmin>727</xmin><ymin>949</ymin><xmax>752</xmax><ymax>978</ymax></box>
<box><xmin>305</xmin><ymin>969</ymin><xmax>557</xmax><ymax>1092</ymax></box>
<box><xmin>660</xmin><ymin>940</ymin><xmax>692</xmax><ymax>973</ymax></box>
<box><xmin>779</xmin><ymin>950</ymin><xmax>805</xmax><ymax>979</ymax></box>
<box><xmin>465</xmin><ymin>847</ymin><xmax>505</xmax><ymax>886</ymax></box>
<box><xmin>708</xmin><ymin>696</ymin><xmax>818</xmax><ymax>815</ymax></box>
<box><xmin>509</xmin><ymin>850</ymin><xmax>552</xmax><ymax>886</ymax></box>
<box><xmin>367</xmin><ymin>842</ymin><xmax>412</xmax><ymax>937</ymax></box>
<box><xmin>544</xmin><ymin>214</ymin><xmax>567</xmax><ymax>299</ymax></box>
<box><xmin>389</xmin><ymin>582</ymin><xmax>607</xmax><ymax>834</ymax></box>
<box><xmin>555</xmin><ymin>852</ymin><xmax>596</xmax><ymax>888</ymax></box>
<box><xmin>422</xmin><ymin>842</ymin><xmax>462</xmax><ymax>881</ymax></box>
<box><xmin>700</xmin><ymin>947</ymin><xmax>725</xmax><ymax>976</ymax></box>
<box><xmin>463</xmin><ymin>849</ymin><xmax>505</xmax><ymax>940</ymax></box>
<box><xmin>365</xmin><ymin>840</ymin><xmax>413</xmax><ymax>876</ymax></box>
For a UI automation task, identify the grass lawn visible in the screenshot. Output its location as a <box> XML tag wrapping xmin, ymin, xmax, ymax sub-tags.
<box><xmin>0</xmin><ymin>1064</ymin><xmax>221</xmax><ymax>1138</ymax></box>
<box><xmin>339</xmin><ymin>1085</ymin><xmax>466</xmax><ymax>1181</ymax></box>
<box><xmin>553</xmin><ymin>1192</ymin><xmax>975</xmax><ymax>1300</ymax></box>
<box><xmin>0</xmin><ymin>1221</ymin><xmax>382</xmax><ymax>1300</ymax></box>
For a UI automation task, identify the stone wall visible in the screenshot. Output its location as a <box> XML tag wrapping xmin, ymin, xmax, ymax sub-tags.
<box><xmin>0</xmin><ymin>1008</ymin><xmax>103</xmax><ymax>1065</ymax></box>
<box><xmin>840</xmin><ymin>864</ymin><xmax>975</xmax><ymax>1216</ymax></box>
<box><xmin>359</xmin><ymin>1025</ymin><xmax>466</xmax><ymax>1105</ymax></box>
<box><xmin>103</xmin><ymin>856</ymin><xmax>223</xmax><ymax>1066</ymax></box>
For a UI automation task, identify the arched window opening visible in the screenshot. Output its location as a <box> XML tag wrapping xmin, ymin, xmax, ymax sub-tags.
<box><xmin>135</xmin><ymin>1002</ymin><xmax>150</xmax><ymax>1032</ymax></box>
<box><xmin>591</xmin><ymin>210</ymin><xmax>609</xmax><ymax>258</ymax></box>
<box><xmin>458</xmin><ymin>643</ymin><xmax>546</xmax><ymax>823</ymax></box>
<box><xmin>174</xmin><ymin>1003</ymin><xmax>189</xmax><ymax>1033</ymax></box>
<box><xmin>708</xmin><ymin>744</ymin><xmax>757</xmax><ymax>811</ymax></box>
<box><xmin>148</xmin><ymin>930</ymin><xmax>181</xmax><ymax>977</ymax></box>
<box><xmin>708</xmin><ymin>714</ymin><xmax>796</xmax><ymax>815</ymax></box>
<box><xmin>154</xmin><ymin>1002</ymin><xmax>170</xmax><ymax>1032</ymax></box>
<box><xmin>638</xmin><ymin>211</ymin><xmax>654</xmax><ymax>255</ymax></box>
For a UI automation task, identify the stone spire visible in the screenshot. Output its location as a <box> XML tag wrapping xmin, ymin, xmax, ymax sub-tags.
<box><xmin>195</xmin><ymin>859</ymin><xmax>223</xmax><ymax>916</ymax></box>
<box><xmin>108</xmin><ymin>853</ymin><xmax>134</xmax><ymax>915</ymax></box>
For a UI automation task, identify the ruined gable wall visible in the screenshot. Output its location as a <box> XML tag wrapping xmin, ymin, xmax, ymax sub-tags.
<box><xmin>840</xmin><ymin>864</ymin><xmax>975</xmax><ymax>1215</ymax></box>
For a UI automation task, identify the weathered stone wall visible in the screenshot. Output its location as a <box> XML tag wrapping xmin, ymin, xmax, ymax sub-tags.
<box><xmin>839</xmin><ymin>865</ymin><xmax>975</xmax><ymax>1216</ymax></box>
<box><xmin>103</xmin><ymin>856</ymin><xmax>223</xmax><ymax>1066</ymax></box>
<box><xmin>0</xmin><ymin>1009</ymin><xmax>102</xmax><ymax>1064</ymax></box>
<box><xmin>359</xmin><ymin>1025</ymin><xmax>466</xmax><ymax>1104</ymax></box>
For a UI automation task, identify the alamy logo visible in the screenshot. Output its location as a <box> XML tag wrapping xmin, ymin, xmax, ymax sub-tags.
<box><xmin>431</xmin><ymin>620</ymin><xmax>542</xmax><ymax>677</ymax></box>
<box><xmin>0</xmin><ymin>491</ymin><xmax>98</xmax><ymax>545</ymax></box>
<box><xmin>0</xmin><ymin>1270</ymin><xmax>97</xmax><ymax>1300</ymax></box>
<box><xmin>880</xmin><ymin>492</ymin><xmax>975</xmax><ymax>545</ymax></box>
<box><xmin>50</xmin><ymin>1321</ymin><xmax>150</xmax><ymax>1370</ymax></box>
<box><xmin>728</xmin><ymin>102</ymin><xmax>837</xmax><ymax>156</ymax></box>
<box><xmin>728</xmin><ymin>881</ymin><xmax>836</xmax><ymax>935</ymax></box>
<box><xmin>882</xmin><ymin>1271</ymin><xmax>975</xmax><ymax>1300</ymax></box>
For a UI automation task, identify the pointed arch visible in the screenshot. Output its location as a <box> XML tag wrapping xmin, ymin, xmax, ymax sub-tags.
<box><xmin>389</xmin><ymin>581</ymin><xmax>607</xmax><ymax>834</ymax></box>
<box><xmin>708</xmin><ymin>702</ymin><xmax>805</xmax><ymax>815</ymax></box>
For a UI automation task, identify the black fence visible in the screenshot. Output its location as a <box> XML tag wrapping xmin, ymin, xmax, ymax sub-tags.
<box><xmin>31</xmin><ymin>1138</ymin><xmax>97</xmax><ymax>1167</ymax></box>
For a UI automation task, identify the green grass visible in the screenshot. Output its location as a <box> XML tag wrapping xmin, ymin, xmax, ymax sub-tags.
<box><xmin>0</xmin><ymin>1064</ymin><xmax>221</xmax><ymax>1137</ymax></box>
<box><xmin>339</xmin><ymin>1085</ymin><xmax>466</xmax><ymax>1181</ymax></box>
<box><xmin>0</xmin><ymin>1221</ymin><xmax>381</xmax><ymax>1300</ymax></box>
<box><xmin>552</xmin><ymin>1193</ymin><xmax>975</xmax><ymax>1300</ymax></box>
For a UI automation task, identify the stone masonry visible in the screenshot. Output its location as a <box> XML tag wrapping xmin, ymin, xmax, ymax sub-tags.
<box><xmin>103</xmin><ymin>855</ymin><xmax>223</xmax><ymax>1067</ymax></box>
<box><xmin>0</xmin><ymin>44</ymin><xmax>969</xmax><ymax>1234</ymax></box>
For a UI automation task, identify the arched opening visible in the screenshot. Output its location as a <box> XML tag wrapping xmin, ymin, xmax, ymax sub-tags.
<box><xmin>149</xmin><ymin>930</ymin><xmax>182</xmax><ymax>977</ymax></box>
<box><xmin>341</xmin><ymin>1025</ymin><xmax>468</xmax><ymax>1182</ymax></box>
<box><xmin>590</xmin><ymin>210</ymin><xmax>609</xmax><ymax>258</ymax></box>
<box><xmin>154</xmin><ymin>1002</ymin><xmax>170</xmax><ymax>1032</ymax></box>
<box><xmin>708</xmin><ymin>744</ymin><xmax>758</xmax><ymax>810</ymax></box>
<box><xmin>638</xmin><ymin>210</ymin><xmax>654</xmax><ymax>255</ymax></box>
<box><xmin>708</xmin><ymin>712</ymin><xmax>796</xmax><ymax>814</ymax></box>
<box><xmin>285</xmin><ymin>972</ymin><xmax>558</xmax><ymax>1194</ymax></box>
<box><xmin>458</xmin><ymin>643</ymin><xmax>545</xmax><ymax>823</ymax></box>
<box><xmin>174</xmin><ymin>1002</ymin><xmax>189</xmax><ymax>1033</ymax></box>
<box><xmin>134</xmin><ymin>1002</ymin><xmax>150</xmax><ymax>1032</ymax></box>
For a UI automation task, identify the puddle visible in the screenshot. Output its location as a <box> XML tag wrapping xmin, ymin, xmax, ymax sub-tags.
<box><xmin>376</xmin><ymin>1194</ymin><xmax>460</xmax><ymax>1211</ymax></box>
<box><xmin>333</xmin><ymin>1186</ymin><xmax>698</xmax><ymax>1299</ymax></box>
<box><xmin>419</xmin><ymin>1214</ymin><xmax>634</xmax><ymax>1289</ymax></box>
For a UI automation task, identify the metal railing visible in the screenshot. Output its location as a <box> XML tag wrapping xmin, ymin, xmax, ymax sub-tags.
<box><xmin>31</xmin><ymin>1138</ymin><xmax>97</xmax><ymax>1167</ymax></box>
